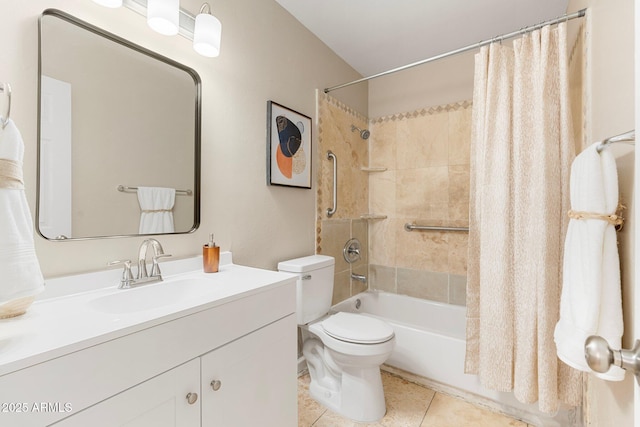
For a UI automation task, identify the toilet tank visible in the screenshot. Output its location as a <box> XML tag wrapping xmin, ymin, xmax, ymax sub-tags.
<box><xmin>277</xmin><ymin>255</ymin><xmax>335</xmax><ymax>325</ymax></box>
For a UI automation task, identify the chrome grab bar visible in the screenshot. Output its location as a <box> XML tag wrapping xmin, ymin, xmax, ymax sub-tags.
<box><xmin>327</xmin><ymin>151</ymin><xmax>337</xmax><ymax>217</ymax></box>
<box><xmin>404</xmin><ymin>223</ymin><xmax>469</xmax><ymax>232</ymax></box>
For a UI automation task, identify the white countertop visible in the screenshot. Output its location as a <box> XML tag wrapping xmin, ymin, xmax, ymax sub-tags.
<box><xmin>0</xmin><ymin>253</ymin><xmax>297</xmax><ymax>377</ymax></box>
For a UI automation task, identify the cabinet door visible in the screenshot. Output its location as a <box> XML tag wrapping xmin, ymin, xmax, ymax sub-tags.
<box><xmin>52</xmin><ymin>359</ymin><xmax>200</xmax><ymax>427</ymax></box>
<box><xmin>201</xmin><ymin>314</ymin><xmax>297</xmax><ymax>427</ymax></box>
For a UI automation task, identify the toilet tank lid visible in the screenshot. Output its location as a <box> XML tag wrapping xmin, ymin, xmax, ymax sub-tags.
<box><xmin>277</xmin><ymin>255</ymin><xmax>335</xmax><ymax>273</ymax></box>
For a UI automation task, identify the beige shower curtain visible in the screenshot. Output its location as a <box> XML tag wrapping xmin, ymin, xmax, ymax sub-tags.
<box><xmin>465</xmin><ymin>22</ymin><xmax>583</xmax><ymax>413</ymax></box>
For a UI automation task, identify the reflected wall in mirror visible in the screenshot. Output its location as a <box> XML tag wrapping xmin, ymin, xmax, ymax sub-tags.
<box><xmin>38</xmin><ymin>9</ymin><xmax>201</xmax><ymax>240</ymax></box>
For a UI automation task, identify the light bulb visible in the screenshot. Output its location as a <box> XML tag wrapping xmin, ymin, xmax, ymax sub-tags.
<box><xmin>193</xmin><ymin>11</ymin><xmax>222</xmax><ymax>57</ymax></box>
<box><xmin>92</xmin><ymin>0</ymin><xmax>123</xmax><ymax>7</ymax></box>
<box><xmin>147</xmin><ymin>0</ymin><xmax>180</xmax><ymax>36</ymax></box>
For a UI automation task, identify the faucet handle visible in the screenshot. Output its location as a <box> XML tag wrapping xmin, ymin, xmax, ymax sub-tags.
<box><xmin>150</xmin><ymin>254</ymin><xmax>172</xmax><ymax>277</ymax></box>
<box><xmin>108</xmin><ymin>259</ymin><xmax>134</xmax><ymax>288</ymax></box>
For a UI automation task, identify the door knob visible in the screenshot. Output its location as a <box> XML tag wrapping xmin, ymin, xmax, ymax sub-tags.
<box><xmin>210</xmin><ymin>380</ymin><xmax>222</xmax><ymax>391</ymax></box>
<box><xmin>584</xmin><ymin>335</ymin><xmax>640</xmax><ymax>384</ymax></box>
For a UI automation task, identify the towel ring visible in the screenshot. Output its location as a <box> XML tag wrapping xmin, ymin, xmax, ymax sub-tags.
<box><xmin>0</xmin><ymin>82</ymin><xmax>11</xmax><ymax>130</ymax></box>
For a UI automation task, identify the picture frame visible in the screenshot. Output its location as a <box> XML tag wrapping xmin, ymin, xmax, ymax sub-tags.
<box><xmin>267</xmin><ymin>100</ymin><xmax>312</xmax><ymax>189</ymax></box>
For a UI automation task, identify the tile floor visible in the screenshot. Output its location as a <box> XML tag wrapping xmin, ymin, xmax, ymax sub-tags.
<box><xmin>298</xmin><ymin>371</ymin><xmax>533</xmax><ymax>427</ymax></box>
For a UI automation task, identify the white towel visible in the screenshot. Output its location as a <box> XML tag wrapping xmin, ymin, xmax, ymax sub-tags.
<box><xmin>137</xmin><ymin>187</ymin><xmax>175</xmax><ymax>234</ymax></box>
<box><xmin>0</xmin><ymin>119</ymin><xmax>45</xmax><ymax>304</ymax></box>
<box><xmin>554</xmin><ymin>142</ymin><xmax>624</xmax><ymax>381</ymax></box>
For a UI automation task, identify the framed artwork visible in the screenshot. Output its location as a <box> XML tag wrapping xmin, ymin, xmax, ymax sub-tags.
<box><xmin>267</xmin><ymin>100</ymin><xmax>312</xmax><ymax>188</ymax></box>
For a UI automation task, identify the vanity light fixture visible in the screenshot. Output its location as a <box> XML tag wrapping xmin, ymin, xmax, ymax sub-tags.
<box><xmin>91</xmin><ymin>0</ymin><xmax>222</xmax><ymax>58</ymax></box>
<box><xmin>193</xmin><ymin>3</ymin><xmax>222</xmax><ymax>57</ymax></box>
<box><xmin>147</xmin><ymin>0</ymin><xmax>180</xmax><ymax>36</ymax></box>
<box><xmin>92</xmin><ymin>0</ymin><xmax>123</xmax><ymax>7</ymax></box>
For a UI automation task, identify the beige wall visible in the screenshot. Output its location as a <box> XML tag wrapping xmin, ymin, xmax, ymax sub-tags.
<box><xmin>368</xmin><ymin>51</ymin><xmax>475</xmax><ymax>118</ymax></box>
<box><xmin>567</xmin><ymin>1</ymin><xmax>636</xmax><ymax>426</ymax></box>
<box><xmin>0</xmin><ymin>0</ymin><xmax>367</xmax><ymax>277</ymax></box>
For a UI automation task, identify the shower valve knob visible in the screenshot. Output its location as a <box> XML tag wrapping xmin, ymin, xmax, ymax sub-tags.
<box><xmin>343</xmin><ymin>238</ymin><xmax>361</xmax><ymax>264</ymax></box>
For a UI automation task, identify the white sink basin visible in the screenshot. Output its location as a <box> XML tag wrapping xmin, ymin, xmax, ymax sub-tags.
<box><xmin>89</xmin><ymin>278</ymin><xmax>213</xmax><ymax>314</ymax></box>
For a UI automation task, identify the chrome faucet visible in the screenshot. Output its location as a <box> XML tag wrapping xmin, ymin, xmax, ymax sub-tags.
<box><xmin>351</xmin><ymin>273</ymin><xmax>367</xmax><ymax>283</ymax></box>
<box><xmin>109</xmin><ymin>239</ymin><xmax>171</xmax><ymax>289</ymax></box>
<box><xmin>137</xmin><ymin>238</ymin><xmax>168</xmax><ymax>279</ymax></box>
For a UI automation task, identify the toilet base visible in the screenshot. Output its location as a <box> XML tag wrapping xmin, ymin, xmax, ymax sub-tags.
<box><xmin>303</xmin><ymin>339</ymin><xmax>387</xmax><ymax>423</ymax></box>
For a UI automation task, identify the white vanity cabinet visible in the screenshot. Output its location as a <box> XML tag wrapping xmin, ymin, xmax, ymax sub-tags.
<box><xmin>53</xmin><ymin>315</ymin><xmax>297</xmax><ymax>427</ymax></box>
<box><xmin>201</xmin><ymin>314</ymin><xmax>297</xmax><ymax>426</ymax></box>
<box><xmin>0</xmin><ymin>263</ymin><xmax>297</xmax><ymax>427</ymax></box>
<box><xmin>52</xmin><ymin>358</ymin><xmax>202</xmax><ymax>427</ymax></box>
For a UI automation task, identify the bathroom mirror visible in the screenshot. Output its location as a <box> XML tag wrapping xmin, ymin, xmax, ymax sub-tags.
<box><xmin>37</xmin><ymin>9</ymin><xmax>201</xmax><ymax>240</ymax></box>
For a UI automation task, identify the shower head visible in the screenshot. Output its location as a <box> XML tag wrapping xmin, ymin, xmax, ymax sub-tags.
<box><xmin>351</xmin><ymin>125</ymin><xmax>370</xmax><ymax>140</ymax></box>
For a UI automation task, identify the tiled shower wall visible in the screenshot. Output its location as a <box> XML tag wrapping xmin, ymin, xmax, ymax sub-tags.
<box><xmin>316</xmin><ymin>93</ymin><xmax>370</xmax><ymax>304</ymax></box>
<box><xmin>317</xmin><ymin>92</ymin><xmax>472</xmax><ymax>307</ymax></box>
<box><xmin>367</xmin><ymin>102</ymin><xmax>472</xmax><ymax>306</ymax></box>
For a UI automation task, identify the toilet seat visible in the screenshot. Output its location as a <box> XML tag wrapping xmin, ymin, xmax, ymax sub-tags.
<box><xmin>321</xmin><ymin>312</ymin><xmax>394</xmax><ymax>344</ymax></box>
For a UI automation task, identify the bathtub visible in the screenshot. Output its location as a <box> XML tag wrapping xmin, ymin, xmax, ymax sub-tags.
<box><xmin>331</xmin><ymin>291</ymin><xmax>580</xmax><ymax>427</ymax></box>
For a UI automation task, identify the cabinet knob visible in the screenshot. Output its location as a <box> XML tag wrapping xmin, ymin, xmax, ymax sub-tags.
<box><xmin>186</xmin><ymin>392</ymin><xmax>198</xmax><ymax>405</ymax></box>
<box><xmin>210</xmin><ymin>380</ymin><xmax>222</xmax><ymax>391</ymax></box>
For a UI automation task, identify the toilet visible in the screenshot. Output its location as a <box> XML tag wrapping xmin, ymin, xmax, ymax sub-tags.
<box><xmin>278</xmin><ymin>255</ymin><xmax>395</xmax><ymax>423</ymax></box>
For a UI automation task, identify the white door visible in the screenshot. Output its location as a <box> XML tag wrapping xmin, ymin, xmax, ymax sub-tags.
<box><xmin>39</xmin><ymin>75</ymin><xmax>72</xmax><ymax>239</ymax></box>
<box><xmin>635</xmin><ymin>0</ymin><xmax>640</xmax><ymax>421</ymax></box>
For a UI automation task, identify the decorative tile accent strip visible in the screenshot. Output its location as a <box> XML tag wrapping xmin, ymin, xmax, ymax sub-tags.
<box><xmin>319</xmin><ymin>92</ymin><xmax>368</xmax><ymax>123</ymax></box>
<box><xmin>369</xmin><ymin>100</ymin><xmax>473</xmax><ymax>125</ymax></box>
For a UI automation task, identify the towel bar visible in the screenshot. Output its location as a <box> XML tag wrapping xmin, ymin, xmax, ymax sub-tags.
<box><xmin>596</xmin><ymin>130</ymin><xmax>635</xmax><ymax>152</ymax></box>
<box><xmin>117</xmin><ymin>185</ymin><xmax>192</xmax><ymax>195</ymax></box>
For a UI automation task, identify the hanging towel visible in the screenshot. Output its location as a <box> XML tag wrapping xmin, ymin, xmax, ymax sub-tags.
<box><xmin>554</xmin><ymin>142</ymin><xmax>624</xmax><ymax>381</ymax></box>
<box><xmin>0</xmin><ymin>119</ymin><xmax>45</xmax><ymax>307</ymax></box>
<box><xmin>137</xmin><ymin>187</ymin><xmax>175</xmax><ymax>234</ymax></box>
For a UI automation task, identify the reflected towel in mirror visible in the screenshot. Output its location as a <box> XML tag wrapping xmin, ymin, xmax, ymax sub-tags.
<box><xmin>0</xmin><ymin>119</ymin><xmax>45</xmax><ymax>312</ymax></box>
<box><xmin>137</xmin><ymin>187</ymin><xmax>175</xmax><ymax>234</ymax></box>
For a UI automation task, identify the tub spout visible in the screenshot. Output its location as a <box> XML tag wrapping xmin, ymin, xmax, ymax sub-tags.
<box><xmin>351</xmin><ymin>273</ymin><xmax>367</xmax><ymax>283</ymax></box>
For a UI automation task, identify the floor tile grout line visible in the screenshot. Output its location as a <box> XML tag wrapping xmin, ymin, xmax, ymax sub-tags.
<box><xmin>309</xmin><ymin>408</ymin><xmax>327</xmax><ymax>426</ymax></box>
<box><xmin>418</xmin><ymin>390</ymin><xmax>437</xmax><ymax>426</ymax></box>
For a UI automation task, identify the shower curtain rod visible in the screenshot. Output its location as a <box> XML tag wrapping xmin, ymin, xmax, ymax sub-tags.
<box><xmin>324</xmin><ymin>8</ymin><xmax>587</xmax><ymax>93</ymax></box>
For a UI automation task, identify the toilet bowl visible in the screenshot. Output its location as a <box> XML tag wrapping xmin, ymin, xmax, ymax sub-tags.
<box><xmin>303</xmin><ymin>312</ymin><xmax>395</xmax><ymax>422</ymax></box>
<box><xmin>278</xmin><ymin>255</ymin><xmax>395</xmax><ymax>423</ymax></box>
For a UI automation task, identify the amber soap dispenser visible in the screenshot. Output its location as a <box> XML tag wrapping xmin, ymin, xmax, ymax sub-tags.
<box><xmin>203</xmin><ymin>233</ymin><xmax>220</xmax><ymax>273</ymax></box>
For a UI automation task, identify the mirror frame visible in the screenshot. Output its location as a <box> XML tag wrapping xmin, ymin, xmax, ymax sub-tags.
<box><xmin>36</xmin><ymin>9</ymin><xmax>201</xmax><ymax>241</ymax></box>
